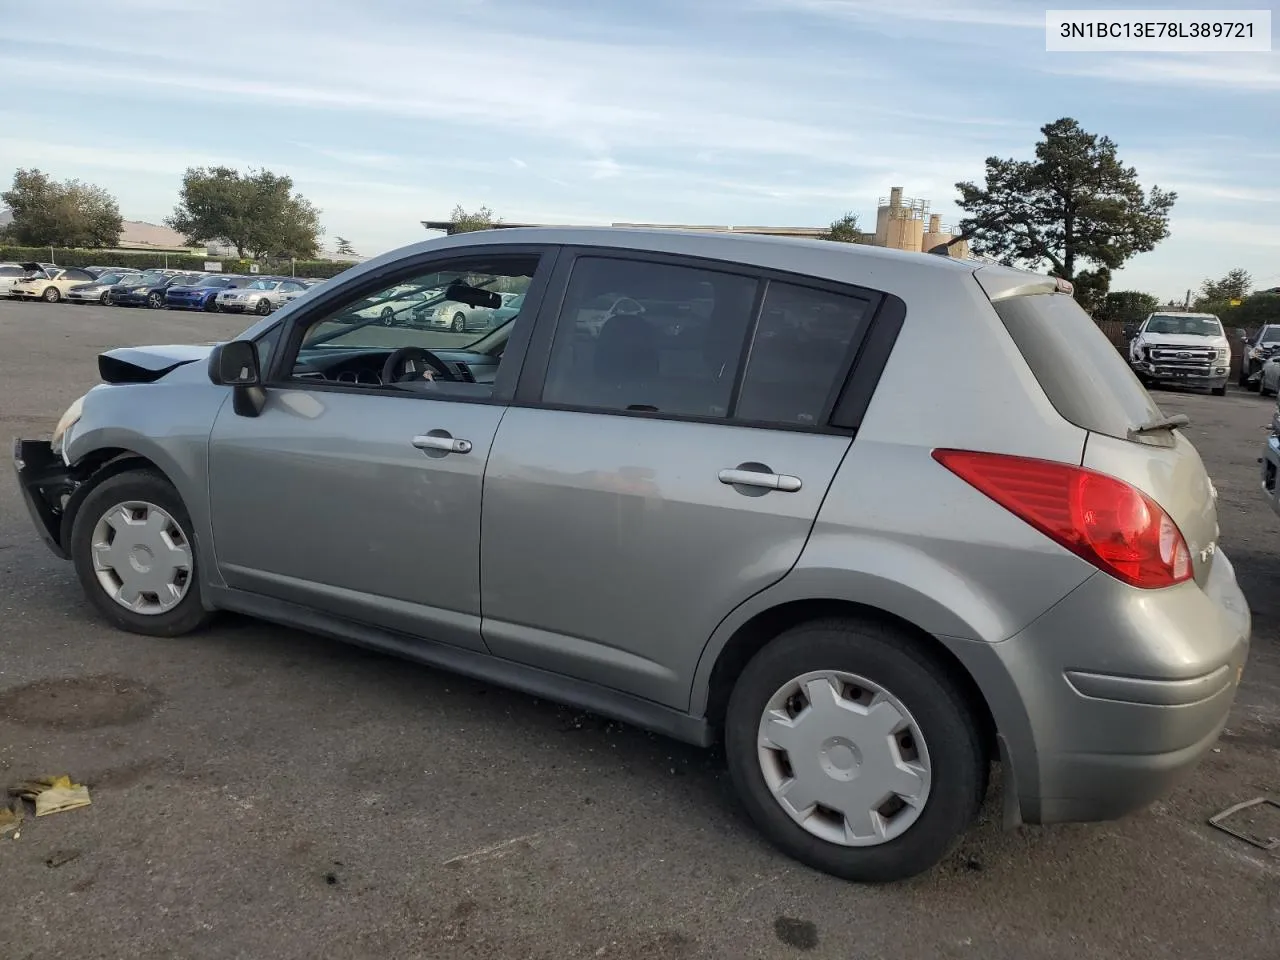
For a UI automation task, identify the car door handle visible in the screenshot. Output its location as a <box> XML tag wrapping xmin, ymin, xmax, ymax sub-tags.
<box><xmin>412</xmin><ymin>435</ymin><xmax>473</xmax><ymax>454</ymax></box>
<box><xmin>718</xmin><ymin>468</ymin><xmax>802</xmax><ymax>492</ymax></box>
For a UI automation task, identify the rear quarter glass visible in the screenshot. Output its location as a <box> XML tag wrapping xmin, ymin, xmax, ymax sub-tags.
<box><xmin>993</xmin><ymin>293</ymin><xmax>1162</xmax><ymax>442</ymax></box>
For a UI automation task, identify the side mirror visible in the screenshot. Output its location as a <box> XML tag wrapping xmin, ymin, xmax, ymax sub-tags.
<box><xmin>208</xmin><ymin>341</ymin><xmax>266</xmax><ymax>417</ymax></box>
<box><xmin>208</xmin><ymin>340</ymin><xmax>260</xmax><ymax>385</ymax></box>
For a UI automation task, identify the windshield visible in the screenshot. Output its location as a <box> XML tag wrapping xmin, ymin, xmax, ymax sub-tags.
<box><xmin>1259</xmin><ymin>325</ymin><xmax>1280</xmax><ymax>343</ymax></box>
<box><xmin>95</xmin><ymin>272</ymin><xmax>128</xmax><ymax>284</ymax></box>
<box><xmin>247</xmin><ymin>279</ymin><xmax>280</xmax><ymax>290</ymax></box>
<box><xmin>1145</xmin><ymin>314</ymin><xmax>1222</xmax><ymax>337</ymax></box>
<box><xmin>197</xmin><ymin>277</ymin><xmax>233</xmax><ymax>288</ymax></box>
<box><xmin>301</xmin><ymin>259</ymin><xmax>535</xmax><ymax>352</ymax></box>
<box><xmin>134</xmin><ymin>272</ymin><xmax>168</xmax><ymax>285</ymax></box>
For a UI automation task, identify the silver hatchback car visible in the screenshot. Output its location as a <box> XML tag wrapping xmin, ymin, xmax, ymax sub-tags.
<box><xmin>13</xmin><ymin>228</ymin><xmax>1251</xmax><ymax>882</ymax></box>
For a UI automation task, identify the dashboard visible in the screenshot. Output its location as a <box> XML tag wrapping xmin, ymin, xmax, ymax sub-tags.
<box><xmin>292</xmin><ymin>347</ymin><xmax>501</xmax><ymax>387</ymax></box>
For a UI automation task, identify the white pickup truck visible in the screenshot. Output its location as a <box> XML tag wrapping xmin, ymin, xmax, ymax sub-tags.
<box><xmin>1126</xmin><ymin>311</ymin><xmax>1230</xmax><ymax>396</ymax></box>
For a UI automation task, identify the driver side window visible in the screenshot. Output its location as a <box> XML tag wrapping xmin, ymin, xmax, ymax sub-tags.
<box><xmin>281</xmin><ymin>254</ymin><xmax>541</xmax><ymax>396</ymax></box>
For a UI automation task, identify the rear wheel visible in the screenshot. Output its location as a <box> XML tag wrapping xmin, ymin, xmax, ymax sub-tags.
<box><xmin>148</xmin><ymin>291</ymin><xmax>164</xmax><ymax>309</ymax></box>
<box><xmin>43</xmin><ymin>286</ymin><xmax>61</xmax><ymax>303</ymax></box>
<box><xmin>70</xmin><ymin>469</ymin><xmax>211</xmax><ymax>637</ymax></box>
<box><xmin>724</xmin><ymin>618</ymin><xmax>987</xmax><ymax>883</ymax></box>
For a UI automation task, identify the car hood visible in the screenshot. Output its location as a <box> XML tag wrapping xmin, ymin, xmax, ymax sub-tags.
<box><xmin>98</xmin><ymin>343</ymin><xmax>215</xmax><ymax>384</ymax></box>
<box><xmin>1138</xmin><ymin>331</ymin><xmax>1226</xmax><ymax>346</ymax></box>
<box><xmin>167</xmin><ymin>285</ymin><xmax>218</xmax><ymax>295</ymax></box>
<box><xmin>70</xmin><ymin>282</ymin><xmax>107</xmax><ymax>291</ymax></box>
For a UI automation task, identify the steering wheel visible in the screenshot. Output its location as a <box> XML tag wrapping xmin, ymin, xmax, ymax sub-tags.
<box><xmin>381</xmin><ymin>346</ymin><xmax>457</xmax><ymax>385</ymax></box>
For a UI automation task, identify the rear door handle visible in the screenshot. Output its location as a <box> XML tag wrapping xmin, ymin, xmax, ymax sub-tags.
<box><xmin>412</xmin><ymin>434</ymin><xmax>473</xmax><ymax>454</ymax></box>
<box><xmin>718</xmin><ymin>468</ymin><xmax>802</xmax><ymax>492</ymax></box>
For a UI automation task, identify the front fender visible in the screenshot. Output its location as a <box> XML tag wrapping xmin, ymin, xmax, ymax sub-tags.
<box><xmin>64</xmin><ymin>378</ymin><xmax>234</xmax><ymax>597</ymax></box>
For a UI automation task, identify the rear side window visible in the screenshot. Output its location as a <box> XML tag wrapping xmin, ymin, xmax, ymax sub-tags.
<box><xmin>541</xmin><ymin>256</ymin><xmax>759</xmax><ymax>418</ymax></box>
<box><xmin>735</xmin><ymin>281</ymin><xmax>874</xmax><ymax>426</ymax></box>
<box><xmin>994</xmin><ymin>293</ymin><xmax>1161</xmax><ymax>440</ymax></box>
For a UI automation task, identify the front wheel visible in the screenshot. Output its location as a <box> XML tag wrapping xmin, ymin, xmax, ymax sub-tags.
<box><xmin>43</xmin><ymin>286</ymin><xmax>61</xmax><ymax>303</ymax></box>
<box><xmin>380</xmin><ymin>307</ymin><xmax>396</xmax><ymax>326</ymax></box>
<box><xmin>70</xmin><ymin>469</ymin><xmax>212</xmax><ymax>637</ymax></box>
<box><xmin>724</xmin><ymin>618</ymin><xmax>987</xmax><ymax>883</ymax></box>
<box><xmin>1212</xmin><ymin>385</ymin><xmax>1227</xmax><ymax>397</ymax></box>
<box><xmin>452</xmin><ymin>313</ymin><xmax>466</xmax><ymax>332</ymax></box>
<box><xmin>256</xmin><ymin>298</ymin><xmax>272</xmax><ymax>316</ymax></box>
<box><xmin>100</xmin><ymin>291</ymin><xmax>111</xmax><ymax>304</ymax></box>
<box><xmin>148</xmin><ymin>291</ymin><xmax>164</xmax><ymax>309</ymax></box>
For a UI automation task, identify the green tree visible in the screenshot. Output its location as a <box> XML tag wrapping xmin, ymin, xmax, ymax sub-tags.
<box><xmin>449</xmin><ymin>204</ymin><xmax>498</xmax><ymax>234</ymax></box>
<box><xmin>333</xmin><ymin>236</ymin><xmax>357</xmax><ymax>257</ymax></box>
<box><xmin>1</xmin><ymin>168</ymin><xmax>122</xmax><ymax>248</ymax></box>
<box><xmin>1096</xmin><ymin>290</ymin><xmax>1160</xmax><ymax>326</ymax></box>
<box><xmin>820</xmin><ymin>212</ymin><xmax>867</xmax><ymax>243</ymax></box>
<box><xmin>955</xmin><ymin>118</ymin><xmax>1176</xmax><ymax>285</ymax></box>
<box><xmin>1196</xmin><ymin>268</ymin><xmax>1252</xmax><ymax>307</ymax></box>
<box><xmin>167</xmin><ymin>166</ymin><xmax>322</xmax><ymax>260</ymax></box>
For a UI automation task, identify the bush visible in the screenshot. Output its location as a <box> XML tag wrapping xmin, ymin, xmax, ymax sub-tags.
<box><xmin>0</xmin><ymin>245</ymin><xmax>357</xmax><ymax>280</ymax></box>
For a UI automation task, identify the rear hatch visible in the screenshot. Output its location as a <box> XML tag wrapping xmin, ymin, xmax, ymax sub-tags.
<box><xmin>985</xmin><ymin>282</ymin><xmax>1219</xmax><ymax>587</ymax></box>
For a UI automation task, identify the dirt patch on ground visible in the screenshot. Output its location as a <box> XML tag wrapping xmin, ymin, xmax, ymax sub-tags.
<box><xmin>0</xmin><ymin>674</ymin><xmax>163</xmax><ymax>730</ymax></box>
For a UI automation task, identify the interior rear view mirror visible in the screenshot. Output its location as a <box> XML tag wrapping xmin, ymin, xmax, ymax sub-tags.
<box><xmin>445</xmin><ymin>282</ymin><xmax>502</xmax><ymax>310</ymax></box>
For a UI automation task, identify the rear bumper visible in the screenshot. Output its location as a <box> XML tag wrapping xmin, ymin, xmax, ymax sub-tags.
<box><xmin>949</xmin><ymin>553</ymin><xmax>1250</xmax><ymax>825</ymax></box>
<box><xmin>12</xmin><ymin>439</ymin><xmax>75</xmax><ymax>559</ymax></box>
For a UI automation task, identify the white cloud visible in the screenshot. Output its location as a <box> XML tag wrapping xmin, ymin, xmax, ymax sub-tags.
<box><xmin>1045</xmin><ymin>54</ymin><xmax>1279</xmax><ymax>92</ymax></box>
<box><xmin>757</xmin><ymin>0</ymin><xmax>1041</xmax><ymax>28</ymax></box>
<box><xmin>509</xmin><ymin>157</ymin><xmax>528</xmax><ymax>168</ymax></box>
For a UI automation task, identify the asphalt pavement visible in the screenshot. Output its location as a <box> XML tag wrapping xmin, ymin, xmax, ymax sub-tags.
<box><xmin>1</xmin><ymin>300</ymin><xmax>1277</xmax><ymax>960</ymax></box>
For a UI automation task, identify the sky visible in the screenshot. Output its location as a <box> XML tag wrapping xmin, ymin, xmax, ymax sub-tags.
<box><xmin>0</xmin><ymin>0</ymin><xmax>1275</xmax><ymax>299</ymax></box>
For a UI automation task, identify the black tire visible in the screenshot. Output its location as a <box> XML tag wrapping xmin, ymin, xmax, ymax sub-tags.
<box><xmin>148</xmin><ymin>291</ymin><xmax>164</xmax><ymax>309</ymax></box>
<box><xmin>43</xmin><ymin>286</ymin><xmax>61</xmax><ymax>303</ymax></box>
<box><xmin>380</xmin><ymin>307</ymin><xmax>396</xmax><ymax>326</ymax></box>
<box><xmin>1212</xmin><ymin>385</ymin><xmax>1227</xmax><ymax>396</ymax></box>
<box><xmin>452</xmin><ymin>313</ymin><xmax>466</xmax><ymax>332</ymax></box>
<box><xmin>1238</xmin><ymin>363</ymin><xmax>1250</xmax><ymax>387</ymax></box>
<box><xmin>69</xmin><ymin>469</ymin><xmax>212</xmax><ymax>638</ymax></box>
<box><xmin>100</xmin><ymin>291</ymin><xmax>110</xmax><ymax>304</ymax></box>
<box><xmin>256</xmin><ymin>298</ymin><xmax>272</xmax><ymax>316</ymax></box>
<box><xmin>724</xmin><ymin>618</ymin><xmax>988</xmax><ymax>883</ymax></box>
<box><xmin>204</xmin><ymin>297</ymin><xmax>219</xmax><ymax>313</ymax></box>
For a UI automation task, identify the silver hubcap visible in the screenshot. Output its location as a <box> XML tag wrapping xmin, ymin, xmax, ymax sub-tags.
<box><xmin>90</xmin><ymin>501</ymin><xmax>193</xmax><ymax>615</ymax></box>
<box><xmin>757</xmin><ymin>670</ymin><xmax>931</xmax><ymax>846</ymax></box>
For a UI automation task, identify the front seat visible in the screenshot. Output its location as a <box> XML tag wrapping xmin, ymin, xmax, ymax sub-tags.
<box><xmin>592</xmin><ymin>314</ymin><xmax>661</xmax><ymax>409</ymax></box>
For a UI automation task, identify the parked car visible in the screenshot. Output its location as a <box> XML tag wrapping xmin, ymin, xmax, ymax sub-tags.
<box><xmin>342</xmin><ymin>283</ymin><xmax>443</xmax><ymax>325</ymax></box>
<box><xmin>66</xmin><ymin>271</ymin><xmax>144</xmax><ymax>305</ymax></box>
<box><xmin>164</xmin><ymin>275</ymin><xmax>251</xmax><ymax>312</ymax></box>
<box><xmin>1237</xmin><ymin>323</ymin><xmax>1280</xmax><ymax>390</ymax></box>
<box><xmin>14</xmin><ymin>228</ymin><xmax>1250</xmax><ymax>883</ymax></box>
<box><xmin>8</xmin><ymin>263</ymin><xmax>99</xmax><ymax>302</ymax></box>
<box><xmin>488</xmin><ymin>291</ymin><xmax>525</xmax><ymax>326</ymax></box>
<box><xmin>1125</xmin><ymin>311</ymin><xmax>1230</xmax><ymax>395</ymax></box>
<box><xmin>0</xmin><ymin>262</ymin><xmax>31</xmax><ymax>297</ymax></box>
<box><xmin>275</xmin><ymin>277</ymin><xmax>327</xmax><ymax>308</ymax></box>
<box><xmin>214</xmin><ymin>277</ymin><xmax>312</xmax><ymax>315</ymax></box>
<box><xmin>414</xmin><ymin>288</ymin><xmax>504</xmax><ymax>332</ymax></box>
<box><xmin>111</xmin><ymin>272</ymin><xmax>205</xmax><ymax>309</ymax></box>
<box><xmin>83</xmin><ymin>266</ymin><xmax>121</xmax><ymax>278</ymax></box>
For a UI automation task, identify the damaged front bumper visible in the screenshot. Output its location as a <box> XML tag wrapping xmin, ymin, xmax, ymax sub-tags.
<box><xmin>12</xmin><ymin>439</ymin><xmax>76</xmax><ymax>559</ymax></box>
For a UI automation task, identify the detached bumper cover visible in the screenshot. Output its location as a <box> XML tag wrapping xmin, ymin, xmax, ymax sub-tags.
<box><xmin>12</xmin><ymin>439</ymin><xmax>75</xmax><ymax>559</ymax></box>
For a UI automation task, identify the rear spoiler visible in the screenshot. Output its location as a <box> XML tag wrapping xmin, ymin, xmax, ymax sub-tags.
<box><xmin>975</xmin><ymin>265</ymin><xmax>1073</xmax><ymax>303</ymax></box>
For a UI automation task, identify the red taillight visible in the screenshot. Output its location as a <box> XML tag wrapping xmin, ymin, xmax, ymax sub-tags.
<box><xmin>932</xmin><ymin>449</ymin><xmax>1192</xmax><ymax>589</ymax></box>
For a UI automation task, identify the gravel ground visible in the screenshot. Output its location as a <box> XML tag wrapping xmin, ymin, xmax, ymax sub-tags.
<box><xmin>1</xmin><ymin>299</ymin><xmax>1277</xmax><ymax>960</ymax></box>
